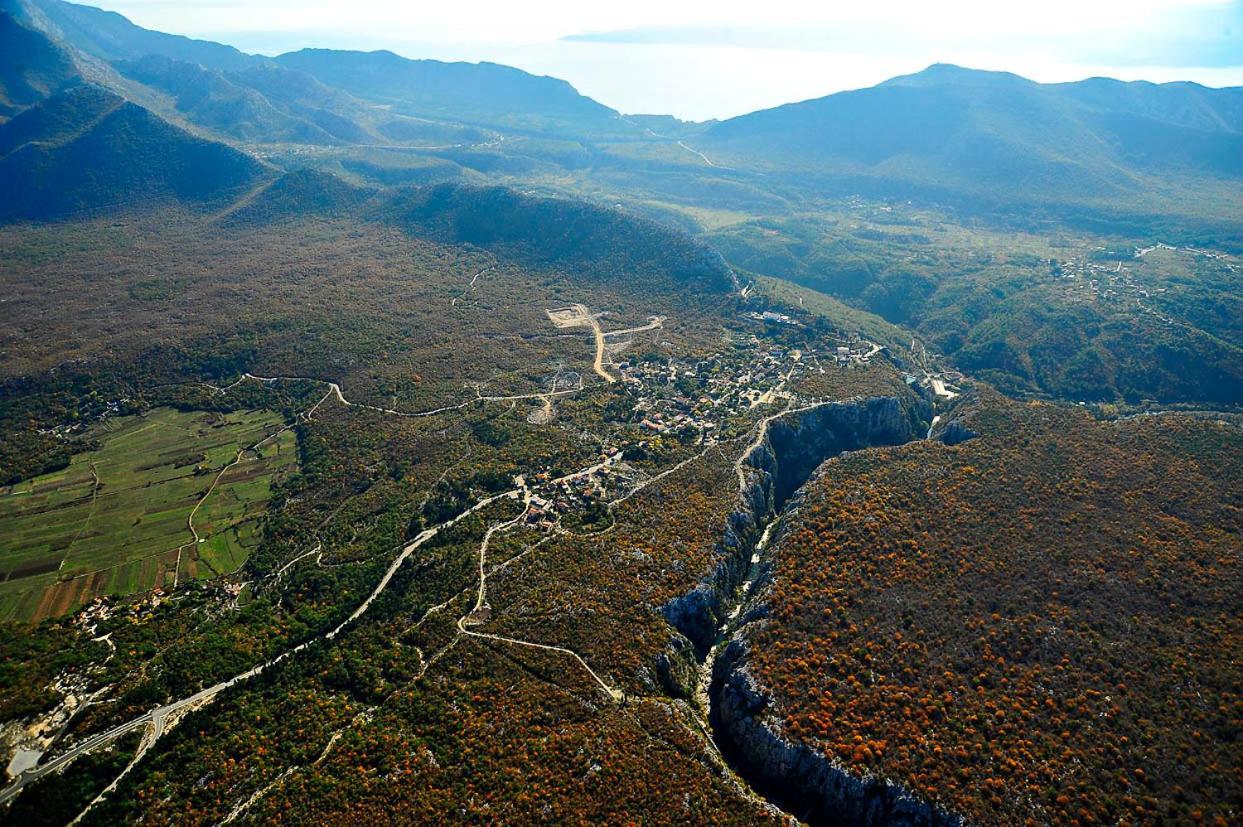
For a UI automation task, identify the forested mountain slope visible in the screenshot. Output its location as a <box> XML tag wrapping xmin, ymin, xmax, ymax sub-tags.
<box><xmin>0</xmin><ymin>10</ymin><xmax>78</xmax><ymax>115</ymax></box>
<box><xmin>704</xmin><ymin>64</ymin><xmax>1243</xmax><ymax>209</ymax></box>
<box><xmin>0</xmin><ymin>85</ymin><xmax>266</xmax><ymax>220</ymax></box>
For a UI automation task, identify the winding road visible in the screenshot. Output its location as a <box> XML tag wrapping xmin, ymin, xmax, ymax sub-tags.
<box><xmin>2</xmin><ymin>349</ymin><xmax>802</xmax><ymax>810</ymax></box>
<box><xmin>0</xmin><ymin>419</ymin><xmax>635</xmax><ymax>810</ymax></box>
<box><xmin>545</xmin><ymin>304</ymin><xmax>618</xmax><ymax>384</ymax></box>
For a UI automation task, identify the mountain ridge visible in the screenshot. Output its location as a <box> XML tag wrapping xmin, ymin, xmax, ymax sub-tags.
<box><xmin>703</xmin><ymin>62</ymin><xmax>1243</xmax><ymax>206</ymax></box>
<box><xmin>0</xmin><ymin>9</ymin><xmax>79</xmax><ymax>115</ymax></box>
<box><xmin>0</xmin><ymin>84</ymin><xmax>269</xmax><ymax>220</ymax></box>
<box><xmin>1</xmin><ymin>2</ymin><xmax>1240</xmax><ymax>233</ymax></box>
<box><xmin>273</xmin><ymin>48</ymin><xmax>633</xmax><ymax>137</ymax></box>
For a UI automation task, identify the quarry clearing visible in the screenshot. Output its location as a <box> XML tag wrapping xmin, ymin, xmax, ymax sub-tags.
<box><xmin>545</xmin><ymin>304</ymin><xmax>666</xmax><ymax>385</ymax></box>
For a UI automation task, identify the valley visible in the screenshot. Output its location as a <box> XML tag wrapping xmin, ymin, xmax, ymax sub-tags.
<box><xmin>1</xmin><ymin>275</ymin><xmax>922</xmax><ymax>822</ymax></box>
<box><xmin>0</xmin><ymin>1</ymin><xmax>1239</xmax><ymax>824</ymax></box>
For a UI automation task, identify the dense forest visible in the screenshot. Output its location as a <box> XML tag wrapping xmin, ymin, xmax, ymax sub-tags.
<box><xmin>708</xmin><ymin>208</ymin><xmax>1243</xmax><ymax>405</ymax></box>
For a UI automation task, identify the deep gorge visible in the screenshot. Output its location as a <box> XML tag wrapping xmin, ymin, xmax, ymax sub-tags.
<box><xmin>660</xmin><ymin>394</ymin><xmax>970</xmax><ymax>826</ymax></box>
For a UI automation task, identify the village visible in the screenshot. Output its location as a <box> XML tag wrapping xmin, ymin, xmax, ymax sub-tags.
<box><xmin>1052</xmin><ymin>241</ymin><xmax>1240</xmax><ymax>330</ymax></box>
<box><xmin>511</xmin><ymin>319</ymin><xmax>902</xmax><ymax>529</ymax></box>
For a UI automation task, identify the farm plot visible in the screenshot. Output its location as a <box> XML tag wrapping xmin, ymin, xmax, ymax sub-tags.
<box><xmin>0</xmin><ymin>408</ymin><xmax>296</xmax><ymax>621</ymax></box>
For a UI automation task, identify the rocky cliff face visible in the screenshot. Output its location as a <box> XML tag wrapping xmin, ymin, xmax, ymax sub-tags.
<box><xmin>661</xmin><ymin>396</ymin><xmax>926</xmax><ymax>661</ymax></box>
<box><xmin>702</xmin><ymin>397</ymin><xmax>970</xmax><ymax>826</ymax></box>
<box><xmin>658</xmin><ymin>393</ymin><xmax>970</xmax><ymax>825</ymax></box>
<box><xmin>713</xmin><ymin>636</ymin><xmax>964</xmax><ymax>827</ymax></box>
<box><xmin>765</xmin><ymin>396</ymin><xmax>925</xmax><ymax>506</ymax></box>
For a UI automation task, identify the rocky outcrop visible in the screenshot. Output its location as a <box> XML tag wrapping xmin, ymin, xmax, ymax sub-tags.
<box><xmin>712</xmin><ymin>637</ymin><xmax>964</xmax><ymax>827</ymax></box>
<box><xmin>930</xmin><ymin>416</ymin><xmax>977</xmax><ymax>446</ymax></box>
<box><xmin>927</xmin><ymin>392</ymin><xmax>980</xmax><ymax>446</ymax></box>
<box><xmin>661</xmin><ymin>395</ymin><xmax>926</xmax><ymax>666</ymax></box>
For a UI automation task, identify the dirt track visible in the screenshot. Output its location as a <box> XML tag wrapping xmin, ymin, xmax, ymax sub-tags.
<box><xmin>545</xmin><ymin>304</ymin><xmax>618</xmax><ymax>384</ymax></box>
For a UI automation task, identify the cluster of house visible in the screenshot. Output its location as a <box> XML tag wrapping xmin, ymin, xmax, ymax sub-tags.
<box><xmin>77</xmin><ymin>587</ymin><xmax>166</xmax><ymax>631</ymax></box>
<box><xmin>521</xmin><ymin>449</ymin><xmax>628</xmax><ymax>528</ymax></box>
<box><xmin>1061</xmin><ymin>254</ymin><xmax>1177</xmax><ymax>326</ymax></box>
<box><xmin>834</xmin><ymin>340</ymin><xmax>880</xmax><ymax>366</ymax></box>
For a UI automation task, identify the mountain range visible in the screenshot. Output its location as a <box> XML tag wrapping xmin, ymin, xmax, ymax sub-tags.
<box><xmin>0</xmin><ymin>83</ymin><xmax>264</xmax><ymax>220</ymax></box>
<box><xmin>2</xmin><ymin>0</ymin><xmax>1241</xmax><ymax>228</ymax></box>
<box><xmin>702</xmin><ymin>63</ymin><xmax>1243</xmax><ymax>205</ymax></box>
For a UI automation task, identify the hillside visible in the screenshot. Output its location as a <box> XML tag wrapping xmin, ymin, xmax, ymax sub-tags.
<box><xmin>707</xmin><ymin>205</ymin><xmax>1243</xmax><ymax>406</ymax></box>
<box><xmin>720</xmin><ymin>392</ymin><xmax>1243</xmax><ymax>825</ymax></box>
<box><xmin>703</xmin><ymin>64</ymin><xmax>1243</xmax><ymax>212</ymax></box>
<box><xmin>0</xmin><ymin>172</ymin><xmax>808</xmax><ymax>821</ymax></box>
<box><xmin>7</xmin><ymin>1</ymin><xmax>1242</xmax><ymax>234</ymax></box>
<box><xmin>7</xmin><ymin>0</ymin><xmax>639</xmax><ymax>147</ymax></box>
<box><xmin>274</xmin><ymin>49</ymin><xmax>633</xmax><ymax>137</ymax></box>
<box><xmin>0</xmin><ymin>11</ymin><xmax>78</xmax><ymax>115</ymax></box>
<box><xmin>372</xmin><ymin>183</ymin><xmax>736</xmax><ymax>292</ymax></box>
<box><xmin>111</xmin><ymin>55</ymin><xmax>345</xmax><ymax>145</ymax></box>
<box><xmin>0</xmin><ymin>85</ymin><xmax>267</xmax><ymax>220</ymax></box>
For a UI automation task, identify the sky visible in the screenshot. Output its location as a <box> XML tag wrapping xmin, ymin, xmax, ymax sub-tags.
<box><xmin>90</xmin><ymin>0</ymin><xmax>1243</xmax><ymax>120</ymax></box>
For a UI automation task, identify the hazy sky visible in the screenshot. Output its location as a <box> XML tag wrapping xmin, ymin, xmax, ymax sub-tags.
<box><xmin>91</xmin><ymin>0</ymin><xmax>1243</xmax><ymax>119</ymax></box>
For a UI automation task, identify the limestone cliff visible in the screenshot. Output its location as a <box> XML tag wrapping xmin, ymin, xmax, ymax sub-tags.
<box><xmin>661</xmin><ymin>395</ymin><xmax>926</xmax><ymax>663</ymax></box>
<box><xmin>657</xmin><ymin>392</ymin><xmax>973</xmax><ymax>825</ymax></box>
<box><xmin>703</xmin><ymin>397</ymin><xmax>969</xmax><ymax>826</ymax></box>
<box><xmin>713</xmin><ymin>634</ymin><xmax>964</xmax><ymax>827</ymax></box>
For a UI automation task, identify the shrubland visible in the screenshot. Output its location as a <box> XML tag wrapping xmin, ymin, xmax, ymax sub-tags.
<box><xmin>744</xmin><ymin>391</ymin><xmax>1242</xmax><ymax>825</ymax></box>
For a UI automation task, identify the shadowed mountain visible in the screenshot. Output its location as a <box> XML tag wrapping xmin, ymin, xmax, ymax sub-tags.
<box><xmin>6</xmin><ymin>0</ymin><xmax>258</xmax><ymax>71</ymax></box>
<box><xmin>0</xmin><ymin>85</ymin><xmax>267</xmax><ymax>220</ymax></box>
<box><xmin>703</xmin><ymin>64</ymin><xmax>1243</xmax><ymax>207</ymax></box>
<box><xmin>0</xmin><ymin>80</ymin><xmax>108</xmax><ymax>155</ymax></box>
<box><xmin>0</xmin><ymin>11</ymin><xmax>78</xmax><ymax>116</ymax></box>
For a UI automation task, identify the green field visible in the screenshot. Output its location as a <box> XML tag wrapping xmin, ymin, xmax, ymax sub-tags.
<box><xmin>0</xmin><ymin>408</ymin><xmax>297</xmax><ymax>621</ymax></box>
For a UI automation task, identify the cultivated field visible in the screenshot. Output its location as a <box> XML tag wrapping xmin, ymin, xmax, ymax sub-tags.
<box><xmin>0</xmin><ymin>408</ymin><xmax>296</xmax><ymax>621</ymax></box>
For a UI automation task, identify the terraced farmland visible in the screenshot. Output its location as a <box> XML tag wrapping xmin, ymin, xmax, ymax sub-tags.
<box><xmin>0</xmin><ymin>408</ymin><xmax>296</xmax><ymax>621</ymax></box>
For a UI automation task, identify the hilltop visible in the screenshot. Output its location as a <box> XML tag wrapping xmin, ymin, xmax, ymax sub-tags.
<box><xmin>702</xmin><ymin>63</ymin><xmax>1243</xmax><ymax>214</ymax></box>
